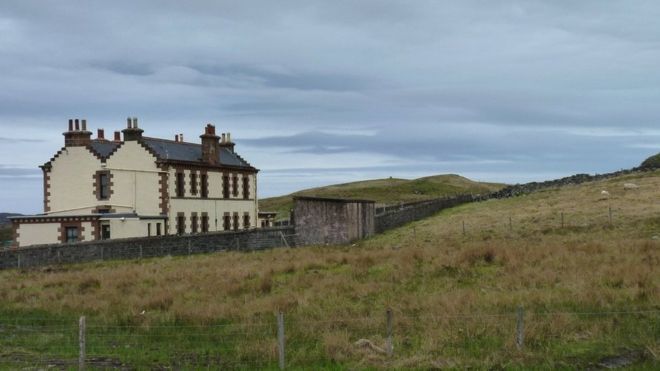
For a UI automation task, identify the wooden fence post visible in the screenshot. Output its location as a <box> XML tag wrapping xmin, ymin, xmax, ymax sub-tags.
<box><xmin>462</xmin><ymin>221</ymin><xmax>466</xmax><ymax>236</ymax></box>
<box><xmin>277</xmin><ymin>311</ymin><xmax>285</xmax><ymax>370</ymax></box>
<box><xmin>561</xmin><ymin>212</ymin><xmax>564</xmax><ymax>228</ymax></box>
<box><xmin>516</xmin><ymin>306</ymin><xmax>524</xmax><ymax>350</ymax></box>
<box><xmin>386</xmin><ymin>308</ymin><xmax>393</xmax><ymax>356</ymax></box>
<box><xmin>508</xmin><ymin>216</ymin><xmax>512</xmax><ymax>231</ymax></box>
<box><xmin>79</xmin><ymin>316</ymin><xmax>86</xmax><ymax>370</ymax></box>
<box><xmin>608</xmin><ymin>206</ymin><xmax>613</xmax><ymax>225</ymax></box>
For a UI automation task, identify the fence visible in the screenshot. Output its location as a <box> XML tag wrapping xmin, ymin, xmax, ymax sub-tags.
<box><xmin>0</xmin><ymin>309</ymin><xmax>657</xmax><ymax>369</ymax></box>
<box><xmin>0</xmin><ymin>227</ymin><xmax>296</xmax><ymax>270</ymax></box>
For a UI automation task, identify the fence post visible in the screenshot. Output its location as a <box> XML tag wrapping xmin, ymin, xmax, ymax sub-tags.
<box><xmin>280</xmin><ymin>231</ymin><xmax>290</xmax><ymax>248</ymax></box>
<box><xmin>277</xmin><ymin>311</ymin><xmax>285</xmax><ymax>370</ymax></box>
<box><xmin>79</xmin><ymin>316</ymin><xmax>86</xmax><ymax>370</ymax></box>
<box><xmin>386</xmin><ymin>308</ymin><xmax>393</xmax><ymax>356</ymax></box>
<box><xmin>561</xmin><ymin>212</ymin><xmax>564</xmax><ymax>228</ymax></box>
<box><xmin>462</xmin><ymin>221</ymin><xmax>466</xmax><ymax>236</ymax></box>
<box><xmin>608</xmin><ymin>206</ymin><xmax>613</xmax><ymax>225</ymax></box>
<box><xmin>508</xmin><ymin>216</ymin><xmax>512</xmax><ymax>231</ymax></box>
<box><xmin>516</xmin><ymin>306</ymin><xmax>524</xmax><ymax>350</ymax></box>
<box><xmin>139</xmin><ymin>244</ymin><xmax>143</xmax><ymax>260</ymax></box>
<box><xmin>17</xmin><ymin>253</ymin><xmax>20</xmax><ymax>269</ymax></box>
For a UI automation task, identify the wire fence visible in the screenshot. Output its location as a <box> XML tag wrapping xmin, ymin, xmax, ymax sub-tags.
<box><xmin>1</xmin><ymin>309</ymin><xmax>658</xmax><ymax>369</ymax></box>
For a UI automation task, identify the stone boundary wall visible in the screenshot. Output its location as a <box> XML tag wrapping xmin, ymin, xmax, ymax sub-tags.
<box><xmin>374</xmin><ymin>194</ymin><xmax>476</xmax><ymax>233</ymax></box>
<box><xmin>0</xmin><ymin>226</ymin><xmax>295</xmax><ymax>270</ymax></box>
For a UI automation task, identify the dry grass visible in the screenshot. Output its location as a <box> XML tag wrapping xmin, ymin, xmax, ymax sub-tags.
<box><xmin>1</xmin><ymin>170</ymin><xmax>659</xmax><ymax>368</ymax></box>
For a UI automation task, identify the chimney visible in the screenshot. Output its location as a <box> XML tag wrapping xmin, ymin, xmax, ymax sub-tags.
<box><xmin>114</xmin><ymin>131</ymin><xmax>121</xmax><ymax>142</ymax></box>
<box><xmin>179</xmin><ymin>133</ymin><xmax>184</xmax><ymax>142</ymax></box>
<box><xmin>122</xmin><ymin>116</ymin><xmax>144</xmax><ymax>141</ymax></box>
<box><xmin>63</xmin><ymin>118</ymin><xmax>92</xmax><ymax>147</ymax></box>
<box><xmin>200</xmin><ymin>123</ymin><xmax>220</xmax><ymax>165</ymax></box>
<box><xmin>97</xmin><ymin>129</ymin><xmax>105</xmax><ymax>140</ymax></box>
<box><xmin>219</xmin><ymin>131</ymin><xmax>235</xmax><ymax>152</ymax></box>
<box><xmin>175</xmin><ymin>134</ymin><xmax>179</xmax><ymax>142</ymax></box>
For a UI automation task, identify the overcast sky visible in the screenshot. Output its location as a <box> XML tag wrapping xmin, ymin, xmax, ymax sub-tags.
<box><xmin>1</xmin><ymin>1</ymin><xmax>659</xmax><ymax>214</ymax></box>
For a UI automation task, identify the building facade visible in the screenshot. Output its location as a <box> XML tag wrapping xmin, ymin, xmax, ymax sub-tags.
<box><xmin>11</xmin><ymin>118</ymin><xmax>262</xmax><ymax>247</ymax></box>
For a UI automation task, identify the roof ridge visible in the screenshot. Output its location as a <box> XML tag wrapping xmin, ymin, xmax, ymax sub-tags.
<box><xmin>142</xmin><ymin>136</ymin><xmax>200</xmax><ymax>146</ymax></box>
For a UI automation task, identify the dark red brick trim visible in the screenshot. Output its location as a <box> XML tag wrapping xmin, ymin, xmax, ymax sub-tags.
<box><xmin>58</xmin><ymin>221</ymin><xmax>84</xmax><ymax>244</ymax></box>
<box><xmin>93</xmin><ymin>170</ymin><xmax>114</xmax><ymax>201</ymax></box>
<box><xmin>158</xmin><ymin>165</ymin><xmax>169</xmax><ymax>215</ymax></box>
<box><xmin>42</xmin><ymin>168</ymin><xmax>51</xmax><ymax>213</ymax></box>
<box><xmin>11</xmin><ymin>221</ymin><xmax>19</xmax><ymax>248</ymax></box>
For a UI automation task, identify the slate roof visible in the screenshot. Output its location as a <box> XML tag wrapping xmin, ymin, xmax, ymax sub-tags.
<box><xmin>141</xmin><ymin>137</ymin><xmax>253</xmax><ymax>169</ymax></box>
<box><xmin>44</xmin><ymin>137</ymin><xmax>255</xmax><ymax>171</ymax></box>
<box><xmin>89</xmin><ymin>141</ymin><xmax>120</xmax><ymax>158</ymax></box>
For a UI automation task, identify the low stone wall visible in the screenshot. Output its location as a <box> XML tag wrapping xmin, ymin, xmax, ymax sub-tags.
<box><xmin>0</xmin><ymin>226</ymin><xmax>295</xmax><ymax>270</ymax></box>
<box><xmin>375</xmin><ymin>194</ymin><xmax>476</xmax><ymax>233</ymax></box>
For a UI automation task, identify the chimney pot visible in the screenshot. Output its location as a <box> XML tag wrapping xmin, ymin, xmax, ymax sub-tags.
<box><xmin>97</xmin><ymin>129</ymin><xmax>105</xmax><ymax>140</ymax></box>
<box><xmin>127</xmin><ymin>117</ymin><xmax>132</xmax><ymax>129</ymax></box>
<box><xmin>180</xmin><ymin>133</ymin><xmax>184</xmax><ymax>142</ymax></box>
<box><xmin>81</xmin><ymin>119</ymin><xmax>87</xmax><ymax>131</ymax></box>
<box><xmin>227</xmin><ymin>132</ymin><xmax>231</xmax><ymax>142</ymax></box>
<box><xmin>221</xmin><ymin>133</ymin><xmax>226</xmax><ymax>143</ymax></box>
<box><xmin>175</xmin><ymin>134</ymin><xmax>179</xmax><ymax>142</ymax></box>
<box><xmin>114</xmin><ymin>131</ymin><xmax>121</xmax><ymax>142</ymax></box>
<box><xmin>68</xmin><ymin>119</ymin><xmax>73</xmax><ymax>132</ymax></box>
<box><xmin>74</xmin><ymin>119</ymin><xmax>80</xmax><ymax>131</ymax></box>
<box><xmin>132</xmin><ymin>117</ymin><xmax>138</xmax><ymax>128</ymax></box>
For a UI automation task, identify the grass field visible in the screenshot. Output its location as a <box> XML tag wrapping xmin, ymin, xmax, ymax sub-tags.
<box><xmin>258</xmin><ymin>174</ymin><xmax>504</xmax><ymax>219</ymax></box>
<box><xmin>1</xmin><ymin>170</ymin><xmax>659</xmax><ymax>369</ymax></box>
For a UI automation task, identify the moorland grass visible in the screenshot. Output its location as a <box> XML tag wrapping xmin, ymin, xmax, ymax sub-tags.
<box><xmin>0</xmin><ymin>170</ymin><xmax>658</xmax><ymax>369</ymax></box>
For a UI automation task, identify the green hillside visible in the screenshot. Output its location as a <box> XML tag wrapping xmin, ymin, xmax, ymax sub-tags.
<box><xmin>1</xmin><ymin>170</ymin><xmax>658</xmax><ymax>368</ymax></box>
<box><xmin>641</xmin><ymin>152</ymin><xmax>660</xmax><ymax>169</ymax></box>
<box><xmin>259</xmin><ymin>174</ymin><xmax>504</xmax><ymax>219</ymax></box>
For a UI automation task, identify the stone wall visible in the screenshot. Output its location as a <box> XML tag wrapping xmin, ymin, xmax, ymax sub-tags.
<box><xmin>375</xmin><ymin>194</ymin><xmax>476</xmax><ymax>234</ymax></box>
<box><xmin>0</xmin><ymin>226</ymin><xmax>294</xmax><ymax>270</ymax></box>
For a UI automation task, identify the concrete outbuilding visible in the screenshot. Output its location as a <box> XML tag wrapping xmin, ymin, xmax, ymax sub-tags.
<box><xmin>293</xmin><ymin>196</ymin><xmax>375</xmax><ymax>245</ymax></box>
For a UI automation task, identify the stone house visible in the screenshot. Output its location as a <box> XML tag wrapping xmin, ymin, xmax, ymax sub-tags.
<box><xmin>11</xmin><ymin>118</ymin><xmax>264</xmax><ymax>247</ymax></box>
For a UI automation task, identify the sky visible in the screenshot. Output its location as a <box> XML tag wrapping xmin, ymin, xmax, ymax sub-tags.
<box><xmin>1</xmin><ymin>1</ymin><xmax>659</xmax><ymax>214</ymax></box>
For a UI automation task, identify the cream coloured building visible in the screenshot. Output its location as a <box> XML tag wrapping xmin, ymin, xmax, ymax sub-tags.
<box><xmin>11</xmin><ymin>118</ymin><xmax>262</xmax><ymax>247</ymax></box>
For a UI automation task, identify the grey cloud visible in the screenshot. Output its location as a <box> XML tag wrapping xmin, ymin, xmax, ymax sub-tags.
<box><xmin>0</xmin><ymin>1</ymin><xmax>659</xmax><ymax>212</ymax></box>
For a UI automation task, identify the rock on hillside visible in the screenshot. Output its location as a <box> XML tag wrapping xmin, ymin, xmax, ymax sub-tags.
<box><xmin>640</xmin><ymin>153</ymin><xmax>660</xmax><ymax>170</ymax></box>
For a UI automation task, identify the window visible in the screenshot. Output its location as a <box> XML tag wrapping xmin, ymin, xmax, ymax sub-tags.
<box><xmin>176</xmin><ymin>172</ymin><xmax>185</xmax><ymax>197</ymax></box>
<box><xmin>65</xmin><ymin>227</ymin><xmax>78</xmax><ymax>243</ymax></box>
<box><xmin>148</xmin><ymin>223</ymin><xmax>152</xmax><ymax>236</ymax></box>
<box><xmin>156</xmin><ymin>223</ymin><xmax>162</xmax><ymax>236</ymax></box>
<box><xmin>97</xmin><ymin>208</ymin><xmax>110</xmax><ymax>214</ymax></box>
<box><xmin>223</xmin><ymin>214</ymin><xmax>231</xmax><ymax>231</ymax></box>
<box><xmin>201</xmin><ymin>215</ymin><xmax>209</xmax><ymax>233</ymax></box>
<box><xmin>101</xmin><ymin>224</ymin><xmax>111</xmax><ymax>240</ymax></box>
<box><xmin>243</xmin><ymin>213</ymin><xmax>250</xmax><ymax>229</ymax></box>
<box><xmin>177</xmin><ymin>214</ymin><xmax>185</xmax><ymax>235</ymax></box>
<box><xmin>233</xmin><ymin>212</ymin><xmax>239</xmax><ymax>231</ymax></box>
<box><xmin>243</xmin><ymin>176</ymin><xmax>250</xmax><ymax>199</ymax></box>
<box><xmin>191</xmin><ymin>214</ymin><xmax>198</xmax><ymax>233</ymax></box>
<box><xmin>222</xmin><ymin>174</ymin><xmax>230</xmax><ymax>198</ymax></box>
<box><xmin>99</xmin><ymin>173</ymin><xmax>110</xmax><ymax>200</ymax></box>
<box><xmin>201</xmin><ymin>174</ymin><xmax>208</xmax><ymax>198</ymax></box>
<box><xmin>232</xmin><ymin>176</ymin><xmax>238</xmax><ymax>197</ymax></box>
<box><xmin>190</xmin><ymin>172</ymin><xmax>198</xmax><ymax>195</ymax></box>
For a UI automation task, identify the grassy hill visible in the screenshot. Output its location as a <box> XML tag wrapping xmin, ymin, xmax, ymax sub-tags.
<box><xmin>259</xmin><ymin>174</ymin><xmax>504</xmax><ymax>219</ymax></box>
<box><xmin>1</xmin><ymin>169</ymin><xmax>658</xmax><ymax>368</ymax></box>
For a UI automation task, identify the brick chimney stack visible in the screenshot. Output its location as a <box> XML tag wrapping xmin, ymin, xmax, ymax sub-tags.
<box><xmin>97</xmin><ymin>129</ymin><xmax>105</xmax><ymax>140</ymax></box>
<box><xmin>219</xmin><ymin>131</ymin><xmax>235</xmax><ymax>152</ymax></box>
<box><xmin>113</xmin><ymin>131</ymin><xmax>121</xmax><ymax>142</ymax></box>
<box><xmin>200</xmin><ymin>123</ymin><xmax>220</xmax><ymax>165</ymax></box>
<box><xmin>63</xmin><ymin>118</ymin><xmax>92</xmax><ymax>147</ymax></box>
<box><xmin>121</xmin><ymin>117</ymin><xmax>144</xmax><ymax>141</ymax></box>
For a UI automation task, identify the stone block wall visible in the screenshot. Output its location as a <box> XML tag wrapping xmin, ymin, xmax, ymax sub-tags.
<box><xmin>375</xmin><ymin>194</ymin><xmax>476</xmax><ymax>233</ymax></box>
<box><xmin>0</xmin><ymin>226</ymin><xmax>294</xmax><ymax>270</ymax></box>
